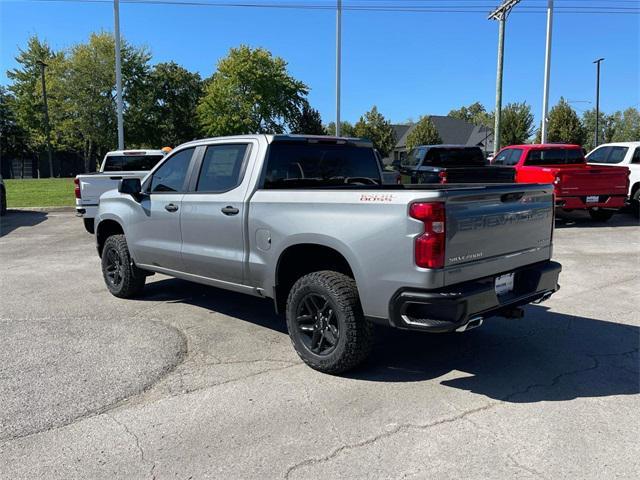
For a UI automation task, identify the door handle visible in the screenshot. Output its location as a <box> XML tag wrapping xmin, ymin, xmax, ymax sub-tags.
<box><xmin>221</xmin><ymin>205</ymin><xmax>239</xmax><ymax>216</ymax></box>
<box><xmin>164</xmin><ymin>203</ymin><xmax>179</xmax><ymax>212</ymax></box>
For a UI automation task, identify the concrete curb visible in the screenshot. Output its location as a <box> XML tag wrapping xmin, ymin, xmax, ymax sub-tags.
<box><xmin>8</xmin><ymin>206</ymin><xmax>76</xmax><ymax>213</ymax></box>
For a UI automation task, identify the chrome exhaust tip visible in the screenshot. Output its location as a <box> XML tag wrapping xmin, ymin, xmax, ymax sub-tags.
<box><xmin>455</xmin><ymin>317</ymin><xmax>484</xmax><ymax>333</ymax></box>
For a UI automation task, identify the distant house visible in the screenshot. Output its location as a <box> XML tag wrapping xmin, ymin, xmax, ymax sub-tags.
<box><xmin>389</xmin><ymin>116</ymin><xmax>494</xmax><ymax>162</ymax></box>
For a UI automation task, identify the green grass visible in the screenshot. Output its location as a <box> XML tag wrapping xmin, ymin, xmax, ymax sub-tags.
<box><xmin>5</xmin><ymin>178</ymin><xmax>76</xmax><ymax>208</ymax></box>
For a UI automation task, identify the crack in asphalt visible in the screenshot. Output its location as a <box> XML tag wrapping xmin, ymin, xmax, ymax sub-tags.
<box><xmin>283</xmin><ymin>402</ymin><xmax>497</xmax><ymax>479</ymax></box>
<box><xmin>106</xmin><ymin>414</ymin><xmax>156</xmax><ymax>480</ymax></box>
<box><xmin>284</xmin><ymin>347</ymin><xmax>639</xmax><ymax>479</ymax></box>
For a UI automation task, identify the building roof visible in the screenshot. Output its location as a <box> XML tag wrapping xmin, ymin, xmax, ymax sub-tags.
<box><xmin>393</xmin><ymin>116</ymin><xmax>494</xmax><ymax>151</ymax></box>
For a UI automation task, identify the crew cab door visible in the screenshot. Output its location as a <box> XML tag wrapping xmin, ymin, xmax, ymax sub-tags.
<box><xmin>127</xmin><ymin>147</ymin><xmax>197</xmax><ymax>271</ymax></box>
<box><xmin>180</xmin><ymin>141</ymin><xmax>256</xmax><ymax>285</ymax></box>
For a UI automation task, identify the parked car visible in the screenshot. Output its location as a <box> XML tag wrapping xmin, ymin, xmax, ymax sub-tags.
<box><xmin>93</xmin><ymin>134</ymin><xmax>561</xmax><ymax>373</ymax></box>
<box><xmin>0</xmin><ymin>177</ymin><xmax>6</xmax><ymax>216</ymax></box>
<box><xmin>399</xmin><ymin>145</ymin><xmax>515</xmax><ymax>184</ymax></box>
<box><xmin>586</xmin><ymin>141</ymin><xmax>640</xmax><ymax>218</ymax></box>
<box><xmin>75</xmin><ymin>149</ymin><xmax>168</xmax><ymax>233</ymax></box>
<box><xmin>492</xmin><ymin>144</ymin><xmax>630</xmax><ymax>222</ymax></box>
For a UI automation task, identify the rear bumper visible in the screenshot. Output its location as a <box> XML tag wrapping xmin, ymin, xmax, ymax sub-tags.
<box><xmin>387</xmin><ymin>261</ymin><xmax>561</xmax><ymax>333</ymax></box>
<box><xmin>555</xmin><ymin>195</ymin><xmax>626</xmax><ymax>210</ymax></box>
<box><xmin>75</xmin><ymin>205</ymin><xmax>98</xmax><ymax>218</ymax></box>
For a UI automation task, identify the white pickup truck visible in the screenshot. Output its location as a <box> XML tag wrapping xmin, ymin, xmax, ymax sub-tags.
<box><xmin>586</xmin><ymin>141</ymin><xmax>640</xmax><ymax>217</ymax></box>
<box><xmin>75</xmin><ymin>149</ymin><xmax>167</xmax><ymax>233</ymax></box>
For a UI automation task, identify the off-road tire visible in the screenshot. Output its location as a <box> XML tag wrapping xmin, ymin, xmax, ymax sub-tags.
<box><xmin>0</xmin><ymin>186</ymin><xmax>6</xmax><ymax>216</ymax></box>
<box><xmin>632</xmin><ymin>188</ymin><xmax>640</xmax><ymax>219</ymax></box>
<box><xmin>286</xmin><ymin>271</ymin><xmax>374</xmax><ymax>374</ymax></box>
<box><xmin>83</xmin><ymin>218</ymin><xmax>95</xmax><ymax>234</ymax></box>
<box><xmin>588</xmin><ymin>208</ymin><xmax>614</xmax><ymax>222</ymax></box>
<box><xmin>101</xmin><ymin>234</ymin><xmax>145</xmax><ymax>298</ymax></box>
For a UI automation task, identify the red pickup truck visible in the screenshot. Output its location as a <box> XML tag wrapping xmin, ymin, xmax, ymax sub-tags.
<box><xmin>492</xmin><ymin>144</ymin><xmax>629</xmax><ymax>221</ymax></box>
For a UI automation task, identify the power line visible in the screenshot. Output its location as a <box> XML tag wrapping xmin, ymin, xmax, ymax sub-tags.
<box><xmin>17</xmin><ymin>0</ymin><xmax>640</xmax><ymax>13</ymax></box>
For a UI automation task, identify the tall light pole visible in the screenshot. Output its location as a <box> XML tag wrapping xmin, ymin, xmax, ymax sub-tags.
<box><xmin>541</xmin><ymin>0</ymin><xmax>554</xmax><ymax>143</ymax></box>
<box><xmin>114</xmin><ymin>0</ymin><xmax>125</xmax><ymax>150</ymax></box>
<box><xmin>36</xmin><ymin>60</ymin><xmax>54</xmax><ymax>178</ymax></box>
<box><xmin>335</xmin><ymin>0</ymin><xmax>342</xmax><ymax>137</ymax></box>
<box><xmin>593</xmin><ymin>58</ymin><xmax>604</xmax><ymax>147</ymax></box>
<box><xmin>488</xmin><ymin>0</ymin><xmax>521</xmax><ymax>155</ymax></box>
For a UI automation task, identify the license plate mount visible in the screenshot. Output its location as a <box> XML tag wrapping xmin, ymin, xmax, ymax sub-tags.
<box><xmin>495</xmin><ymin>273</ymin><xmax>515</xmax><ymax>296</ymax></box>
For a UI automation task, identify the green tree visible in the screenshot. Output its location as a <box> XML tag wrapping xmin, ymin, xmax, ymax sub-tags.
<box><xmin>129</xmin><ymin>61</ymin><xmax>203</xmax><ymax>147</ymax></box>
<box><xmin>197</xmin><ymin>46</ymin><xmax>308</xmax><ymax>136</ymax></box>
<box><xmin>610</xmin><ymin>107</ymin><xmax>640</xmax><ymax>143</ymax></box>
<box><xmin>325</xmin><ymin>121</ymin><xmax>355</xmax><ymax>137</ymax></box>
<box><xmin>582</xmin><ymin>109</ymin><xmax>617</xmax><ymax>151</ymax></box>
<box><xmin>6</xmin><ymin>36</ymin><xmax>66</xmax><ymax>174</ymax></box>
<box><xmin>448</xmin><ymin>102</ymin><xmax>493</xmax><ymax>128</ymax></box>
<box><xmin>290</xmin><ymin>101</ymin><xmax>325</xmax><ymax>135</ymax></box>
<box><xmin>63</xmin><ymin>32</ymin><xmax>151</xmax><ymax>171</ymax></box>
<box><xmin>353</xmin><ymin>106</ymin><xmax>396</xmax><ymax>157</ymax></box>
<box><xmin>540</xmin><ymin>97</ymin><xmax>586</xmax><ymax>145</ymax></box>
<box><xmin>500</xmin><ymin>102</ymin><xmax>534</xmax><ymax>146</ymax></box>
<box><xmin>0</xmin><ymin>87</ymin><xmax>30</xmax><ymax>169</ymax></box>
<box><xmin>405</xmin><ymin>115</ymin><xmax>442</xmax><ymax>151</ymax></box>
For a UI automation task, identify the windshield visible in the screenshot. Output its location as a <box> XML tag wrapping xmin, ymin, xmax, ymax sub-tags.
<box><xmin>402</xmin><ymin>147</ymin><xmax>427</xmax><ymax>168</ymax></box>
<box><xmin>263</xmin><ymin>142</ymin><xmax>381</xmax><ymax>188</ymax></box>
<box><xmin>103</xmin><ymin>154</ymin><xmax>164</xmax><ymax>172</ymax></box>
<box><xmin>525</xmin><ymin>148</ymin><xmax>585</xmax><ymax>166</ymax></box>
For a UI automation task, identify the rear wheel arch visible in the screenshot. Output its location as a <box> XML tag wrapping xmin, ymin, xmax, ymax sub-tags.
<box><xmin>274</xmin><ymin>243</ymin><xmax>356</xmax><ymax>314</ymax></box>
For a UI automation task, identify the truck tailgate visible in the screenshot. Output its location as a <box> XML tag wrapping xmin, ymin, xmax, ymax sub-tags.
<box><xmin>443</xmin><ymin>184</ymin><xmax>553</xmax><ymax>284</ymax></box>
<box><xmin>555</xmin><ymin>165</ymin><xmax>629</xmax><ymax>196</ymax></box>
<box><xmin>77</xmin><ymin>172</ymin><xmax>147</xmax><ymax>205</ymax></box>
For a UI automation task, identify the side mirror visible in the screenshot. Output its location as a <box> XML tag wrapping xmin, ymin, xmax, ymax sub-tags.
<box><xmin>118</xmin><ymin>178</ymin><xmax>142</xmax><ymax>199</ymax></box>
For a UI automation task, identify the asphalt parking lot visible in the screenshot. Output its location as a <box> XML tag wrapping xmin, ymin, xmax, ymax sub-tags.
<box><xmin>0</xmin><ymin>209</ymin><xmax>638</xmax><ymax>479</ymax></box>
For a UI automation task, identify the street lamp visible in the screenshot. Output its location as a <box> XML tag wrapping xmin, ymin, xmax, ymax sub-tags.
<box><xmin>36</xmin><ymin>60</ymin><xmax>54</xmax><ymax>178</ymax></box>
<box><xmin>593</xmin><ymin>58</ymin><xmax>605</xmax><ymax>147</ymax></box>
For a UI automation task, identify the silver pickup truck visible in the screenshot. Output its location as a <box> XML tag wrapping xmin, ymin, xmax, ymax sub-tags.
<box><xmin>94</xmin><ymin>135</ymin><xmax>561</xmax><ymax>373</ymax></box>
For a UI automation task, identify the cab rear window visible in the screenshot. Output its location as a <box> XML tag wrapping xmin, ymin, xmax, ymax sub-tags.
<box><xmin>103</xmin><ymin>154</ymin><xmax>164</xmax><ymax>171</ymax></box>
<box><xmin>525</xmin><ymin>149</ymin><xmax>584</xmax><ymax>166</ymax></box>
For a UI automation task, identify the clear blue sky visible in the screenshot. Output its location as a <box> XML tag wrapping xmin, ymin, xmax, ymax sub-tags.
<box><xmin>1</xmin><ymin>0</ymin><xmax>638</xmax><ymax>126</ymax></box>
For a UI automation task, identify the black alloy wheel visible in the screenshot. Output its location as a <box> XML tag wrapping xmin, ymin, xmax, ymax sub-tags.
<box><xmin>295</xmin><ymin>293</ymin><xmax>340</xmax><ymax>356</ymax></box>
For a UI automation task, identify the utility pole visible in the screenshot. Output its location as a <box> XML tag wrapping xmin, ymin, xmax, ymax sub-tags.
<box><xmin>114</xmin><ymin>0</ymin><xmax>125</xmax><ymax>150</ymax></box>
<box><xmin>335</xmin><ymin>0</ymin><xmax>342</xmax><ymax>137</ymax></box>
<box><xmin>541</xmin><ymin>0</ymin><xmax>554</xmax><ymax>143</ymax></box>
<box><xmin>37</xmin><ymin>60</ymin><xmax>54</xmax><ymax>178</ymax></box>
<box><xmin>488</xmin><ymin>0</ymin><xmax>521</xmax><ymax>155</ymax></box>
<box><xmin>593</xmin><ymin>58</ymin><xmax>604</xmax><ymax>147</ymax></box>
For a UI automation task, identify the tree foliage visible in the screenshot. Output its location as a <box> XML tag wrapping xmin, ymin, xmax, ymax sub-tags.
<box><xmin>353</xmin><ymin>106</ymin><xmax>396</xmax><ymax>157</ymax></box>
<box><xmin>500</xmin><ymin>102</ymin><xmax>534</xmax><ymax>146</ymax></box>
<box><xmin>542</xmin><ymin>97</ymin><xmax>586</xmax><ymax>145</ymax></box>
<box><xmin>129</xmin><ymin>62</ymin><xmax>203</xmax><ymax>147</ymax></box>
<box><xmin>405</xmin><ymin>115</ymin><xmax>442</xmax><ymax>151</ymax></box>
<box><xmin>448</xmin><ymin>102</ymin><xmax>493</xmax><ymax>128</ymax></box>
<box><xmin>0</xmin><ymin>87</ymin><xmax>29</xmax><ymax>164</ymax></box>
<box><xmin>197</xmin><ymin>46</ymin><xmax>308</xmax><ymax>136</ymax></box>
<box><xmin>290</xmin><ymin>101</ymin><xmax>325</xmax><ymax>135</ymax></box>
<box><xmin>325</xmin><ymin>121</ymin><xmax>355</xmax><ymax>137</ymax></box>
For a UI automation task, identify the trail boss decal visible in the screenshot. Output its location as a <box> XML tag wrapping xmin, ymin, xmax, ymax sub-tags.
<box><xmin>360</xmin><ymin>193</ymin><xmax>395</xmax><ymax>203</ymax></box>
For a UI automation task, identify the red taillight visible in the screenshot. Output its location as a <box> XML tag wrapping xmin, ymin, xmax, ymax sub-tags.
<box><xmin>438</xmin><ymin>170</ymin><xmax>448</xmax><ymax>184</ymax></box>
<box><xmin>409</xmin><ymin>202</ymin><xmax>446</xmax><ymax>269</ymax></box>
<box><xmin>74</xmin><ymin>178</ymin><xmax>81</xmax><ymax>199</ymax></box>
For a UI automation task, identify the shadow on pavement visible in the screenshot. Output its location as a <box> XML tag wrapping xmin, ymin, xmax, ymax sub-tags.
<box><xmin>141</xmin><ymin>277</ymin><xmax>287</xmax><ymax>333</ymax></box>
<box><xmin>0</xmin><ymin>210</ymin><xmax>49</xmax><ymax>237</ymax></box>
<box><xmin>138</xmin><ymin>278</ymin><xmax>638</xmax><ymax>403</ymax></box>
<box><xmin>555</xmin><ymin>209</ymin><xmax>639</xmax><ymax>228</ymax></box>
